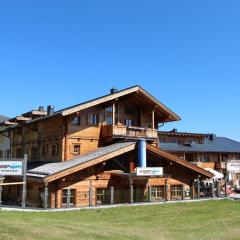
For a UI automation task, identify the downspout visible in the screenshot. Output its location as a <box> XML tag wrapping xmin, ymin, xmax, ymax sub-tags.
<box><xmin>138</xmin><ymin>139</ymin><xmax>147</xmax><ymax>168</ymax></box>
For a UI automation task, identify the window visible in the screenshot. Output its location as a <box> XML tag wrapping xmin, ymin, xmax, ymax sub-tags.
<box><xmin>151</xmin><ymin>186</ymin><xmax>164</xmax><ymax>200</ymax></box>
<box><xmin>105</xmin><ymin>106</ymin><xmax>113</xmax><ymax>113</ymax></box>
<box><xmin>96</xmin><ymin>189</ymin><xmax>110</xmax><ymax>205</ymax></box>
<box><xmin>31</xmin><ymin>147</ymin><xmax>38</xmax><ymax>160</ymax></box>
<box><xmin>170</xmin><ymin>185</ymin><xmax>182</xmax><ymax>198</ymax></box>
<box><xmin>106</xmin><ymin>116</ymin><xmax>113</xmax><ymax>125</ymax></box>
<box><xmin>51</xmin><ymin>144</ymin><xmax>58</xmax><ymax>156</ymax></box>
<box><xmin>125</xmin><ymin>105</ymin><xmax>136</xmax><ymax>115</ymax></box>
<box><xmin>0</xmin><ymin>150</ymin><xmax>3</xmax><ymax>158</ymax></box>
<box><xmin>73</xmin><ymin>144</ymin><xmax>81</xmax><ymax>155</ymax></box>
<box><xmin>62</xmin><ymin>189</ymin><xmax>76</xmax><ymax>207</ymax></box>
<box><xmin>42</xmin><ymin>145</ymin><xmax>48</xmax><ymax>157</ymax></box>
<box><xmin>146</xmin><ymin>123</ymin><xmax>152</xmax><ymax>129</ymax></box>
<box><xmin>16</xmin><ymin>148</ymin><xmax>22</xmax><ymax>158</ymax></box>
<box><xmin>71</xmin><ymin>116</ymin><xmax>81</xmax><ymax>125</ymax></box>
<box><xmin>5</xmin><ymin>150</ymin><xmax>10</xmax><ymax>158</ymax></box>
<box><xmin>124</xmin><ymin>119</ymin><xmax>135</xmax><ymax>127</ymax></box>
<box><xmin>88</xmin><ymin>113</ymin><xmax>99</xmax><ymax>125</ymax></box>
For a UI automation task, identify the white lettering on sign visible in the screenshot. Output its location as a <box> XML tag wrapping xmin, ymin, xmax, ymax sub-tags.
<box><xmin>0</xmin><ymin>161</ymin><xmax>23</xmax><ymax>176</ymax></box>
<box><xmin>136</xmin><ymin>167</ymin><xmax>163</xmax><ymax>176</ymax></box>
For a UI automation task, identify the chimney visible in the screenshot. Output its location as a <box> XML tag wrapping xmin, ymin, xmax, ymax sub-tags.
<box><xmin>38</xmin><ymin>106</ymin><xmax>45</xmax><ymax>111</ymax></box>
<box><xmin>209</xmin><ymin>134</ymin><xmax>216</xmax><ymax>141</ymax></box>
<box><xmin>110</xmin><ymin>86</ymin><xmax>118</xmax><ymax>94</ymax></box>
<box><xmin>47</xmin><ymin>105</ymin><xmax>54</xmax><ymax>115</ymax></box>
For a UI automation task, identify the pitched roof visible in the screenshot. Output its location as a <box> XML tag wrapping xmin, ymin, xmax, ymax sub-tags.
<box><xmin>160</xmin><ymin>136</ymin><xmax>240</xmax><ymax>153</ymax></box>
<box><xmin>147</xmin><ymin>144</ymin><xmax>214</xmax><ymax>178</ymax></box>
<box><xmin>0</xmin><ymin>85</ymin><xmax>180</xmax><ymax>132</ymax></box>
<box><xmin>28</xmin><ymin>141</ymin><xmax>136</xmax><ymax>182</ymax></box>
<box><xmin>27</xmin><ymin>140</ymin><xmax>213</xmax><ymax>182</ymax></box>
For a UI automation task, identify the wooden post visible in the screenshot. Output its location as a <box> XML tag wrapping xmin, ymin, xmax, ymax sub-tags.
<box><xmin>182</xmin><ymin>185</ymin><xmax>185</xmax><ymax>200</ymax></box>
<box><xmin>129</xmin><ymin>177</ymin><xmax>133</xmax><ymax>204</ymax></box>
<box><xmin>0</xmin><ymin>186</ymin><xmax>2</xmax><ymax>208</ymax></box>
<box><xmin>110</xmin><ymin>186</ymin><xmax>114</xmax><ymax>205</ymax></box>
<box><xmin>0</xmin><ymin>177</ymin><xmax>4</xmax><ymax>208</ymax></box>
<box><xmin>190</xmin><ymin>183</ymin><xmax>194</xmax><ymax>199</ymax></box>
<box><xmin>148</xmin><ymin>185</ymin><xmax>152</xmax><ymax>202</ymax></box>
<box><xmin>152</xmin><ymin>109</ymin><xmax>155</xmax><ymax>129</ymax></box>
<box><xmin>117</xmin><ymin>102</ymin><xmax>120</xmax><ymax>124</ymax></box>
<box><xmin>130</xmin><ymin>185</ymin><xmax>134</xmax><ymax>204</ymax></box>
<box><xmin>112</xmin><ymin>102</ymin><xmax>115</xmax><ymax>125</ymax></box>
<box><xmin>44</xmin><ymin>183</ymin><xmax>49</xmax><ymax>209</ymax></box>
<box><xmin>197</xmin><ymin>178</ymin><xmax>200</xmax><ymax>199</ymax></box>
<box><xmin>211</xmin><ymin>180</ymin><xmax>215</xmax><ymax>198</ymax></box>
<box><xmin>21</xmin><ymin>154</ymin><xmax>27</xmax><ymax>208</ymax></box>
<box><xmin>225</xmin><ymin>177</ymin><xmax>228</xmax><ymax>197</ymax></box>
<box><xmin>89</xmin><ymin>180</ymin><xmax>93</xmax><ymax>207</ymax></box>
<box><xmin>165</xmin><ymin>178</ymin><xmax>169</xmax><ymax>201</ymax></box>
<box><xmin>67</xmin><ymin>188</ymin><xmax>71</xmax><ymax>208</ymax></box>
<box><xmin>216</xmin><ymin>181</ymin><xmax>221</xmax><ymax>197</ymax></box>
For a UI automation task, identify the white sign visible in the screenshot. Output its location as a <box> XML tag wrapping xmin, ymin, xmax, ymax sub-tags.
<box><xmin>227</xmin><ymin>163</ymin><xmax>240</xmax><ymax>173</ymax></box>
<box><xmin>136</xmin><ymin>167</ymin><xmax>163</xmax><ymax>176</ymax></box>
<box><xmin>0</xmin><ymin>161</ymin><xmax>23</xmax><ymax>176</ymax></box>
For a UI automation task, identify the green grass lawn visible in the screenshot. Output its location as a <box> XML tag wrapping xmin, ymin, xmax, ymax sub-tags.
<box><xmin>0</xmin><ymin>200</ymin><xmax>240</xmax><ymax>240</ymax></box>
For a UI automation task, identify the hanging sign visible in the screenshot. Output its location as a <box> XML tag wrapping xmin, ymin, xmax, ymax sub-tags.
<box><xmin>136</xmin><ymin>167</ymin><xmax>163</xmax><ymax>176</ymax></box>
<box><xmin>227</xmin><ymin>163</ymin><xmax>240</xmax><ymax>173</ymax></box>
<box><xmin>0</xmin><ymin>161</ymin><xmax>23</xmax><ymax>176</ymax></box>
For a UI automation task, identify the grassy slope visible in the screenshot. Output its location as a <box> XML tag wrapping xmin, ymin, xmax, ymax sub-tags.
<box><xmin>0</xmin><ymin>200</ymin><xmax>240</xmax><ymax>240</ymax></box>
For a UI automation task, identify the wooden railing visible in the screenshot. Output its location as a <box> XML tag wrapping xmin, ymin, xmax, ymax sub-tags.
<box><xmin>101</xmin><ymin>125</ymin><xmax>158</xmax><ymax>139</ymax></box>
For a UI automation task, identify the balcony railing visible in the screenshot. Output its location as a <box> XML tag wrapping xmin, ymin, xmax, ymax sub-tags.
<box><xmin>101</xmin><ymin>125</ymin><xmax>158</xmax><ymax>139</ymax></box>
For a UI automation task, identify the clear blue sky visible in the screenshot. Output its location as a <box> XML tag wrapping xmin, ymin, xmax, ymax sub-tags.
<box><xmin>0</xmin><ymin>1</ymin><xmax>239</xmax><ymax>141</ymax></box>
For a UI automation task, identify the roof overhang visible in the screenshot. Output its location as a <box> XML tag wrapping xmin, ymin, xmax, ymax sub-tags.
<box><xmin>43</xmin><ymin>142</ymin><xmax>136</xmax><ymax>183</ymax></box>
<box><xmin>61</xmin><ymin>86</ymin><xmax>181</xmax><ymax>122</ymax></box>
<box><xmin>35</xmin><ymin>142</ymin><xmax>213</xmax><ymax>184</ymax></box>
<box><xmin>147</xmin><ymin>144</ymin><xmax>214</xmax><ymax>179</ymax></box>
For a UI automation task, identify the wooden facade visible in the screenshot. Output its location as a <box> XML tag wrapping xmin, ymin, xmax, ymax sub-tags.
<box><xmin>0</xmin><ymin>86</ymin><xmax>215</xmax><ymax>208</ymax></box>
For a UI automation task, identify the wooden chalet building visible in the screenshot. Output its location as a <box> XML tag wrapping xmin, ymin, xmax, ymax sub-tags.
<box><xmin>0</xmin><ymin>86</ymin><xmax>213</xmax><ymax>208</ymax></box>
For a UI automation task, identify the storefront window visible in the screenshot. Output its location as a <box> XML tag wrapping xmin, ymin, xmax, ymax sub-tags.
<box><xmin>151</xmin><ymin>186</ymin><xmax>164</xmax><ymax>200</ymax></box>
<box><xmin>62</xmin><ymin>189</ymin><xmax>76</xmax><ymax>207</ymax></box>
<box><xmin>96</xmin><ymin>189</ymin><xmax>110</xmax><ymax>205</ymax></box>
<box><xmin>170</xmin><ymin>185</ymin><xmax>182</xmax><ymax>198</ymax></box>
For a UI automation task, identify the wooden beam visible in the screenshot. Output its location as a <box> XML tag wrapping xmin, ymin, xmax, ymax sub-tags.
<box><xmin>0</xmin><ymin>182</ymin><xmax>25</xmax><ymax>186</ymax></box>
<box><xmin>16</xmin><ymin>116</ymin><xmax>32</xmax><ymax>121</ymax></box>
<box><xmin>152</xmin><ymin>109</ymin><xmax>155</xmax><ymax>129</ymax></box>
<box><xmin>112</xmin><ymin>102</ymin><xmax>115</xmax><ymax>125</ymax></box>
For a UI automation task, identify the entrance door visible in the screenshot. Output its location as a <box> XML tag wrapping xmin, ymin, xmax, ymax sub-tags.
<box><xmin>62</xmin><ymin>189</ymin><xmax>76</xmax><ymax>208</ymax></box>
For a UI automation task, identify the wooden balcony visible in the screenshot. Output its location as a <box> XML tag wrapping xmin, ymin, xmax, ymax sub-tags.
<box><xmin>101</xmin><ymin>125</ymin><xmax>158</xmax><ymax>140</ymax></box>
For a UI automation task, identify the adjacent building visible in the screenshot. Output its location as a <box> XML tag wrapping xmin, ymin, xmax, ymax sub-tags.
<box><xmin>0</xmin><ymin>115</ymin><xmax>10</xmax><ymax>159</ymax></box>
<box><xmin>159</xmin><ymin>130</ymin><xmax>240</xmax><ymax>188</ymax></box>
